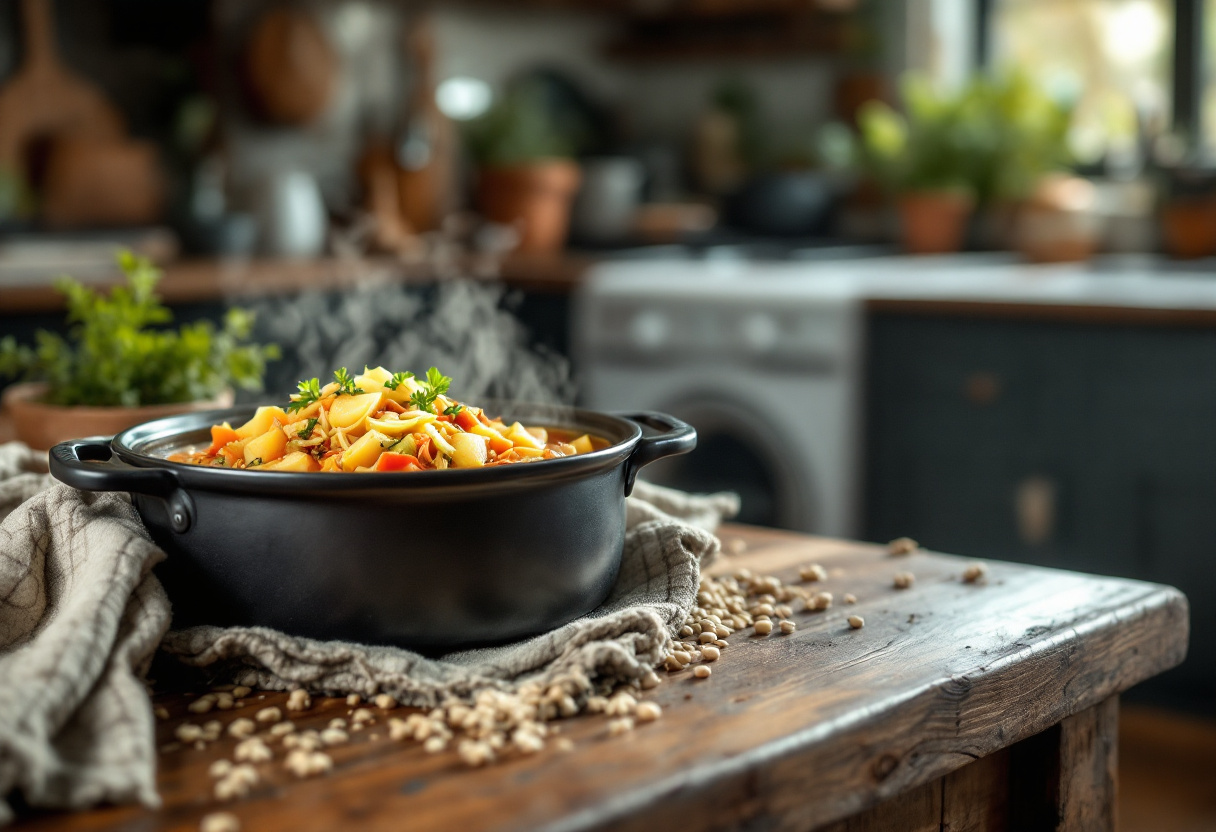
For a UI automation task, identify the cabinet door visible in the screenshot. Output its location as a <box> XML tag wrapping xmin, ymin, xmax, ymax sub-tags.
<box><xmin>865</xmin><ymin>315</ymin><xmax>1216</xmax><ymax>704</ymax></box>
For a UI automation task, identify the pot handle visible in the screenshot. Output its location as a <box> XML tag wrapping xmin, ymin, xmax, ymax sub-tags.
<box><xmin>49</xmin><ymin>438</ymin><xmax>195</xmax><ymax>533</ymax></box>
<box><xmin>613</xmin><ymin>411</ymin><xmax>697</xmax><ymax>496</ymax></box>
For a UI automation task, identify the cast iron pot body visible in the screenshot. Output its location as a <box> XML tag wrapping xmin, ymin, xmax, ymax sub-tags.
<box><xmin>49</xmin><ymin>404</ymin><xmax>695</xmax><ymax>653</ymax></box>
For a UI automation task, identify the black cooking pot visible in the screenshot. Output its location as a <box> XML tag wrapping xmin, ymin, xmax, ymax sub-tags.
<box><xmin>49</xmin><ymin>404</ymin><xmax>695</xmax><ymax>653</ymax></box>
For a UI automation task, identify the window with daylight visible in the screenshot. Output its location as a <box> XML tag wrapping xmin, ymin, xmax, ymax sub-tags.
<box><xmin>988</xmin><ymin>0</ymin><xmax>1174</xmax><ymax>165</ymax></box>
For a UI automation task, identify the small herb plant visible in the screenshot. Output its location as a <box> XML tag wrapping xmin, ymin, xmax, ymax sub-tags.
<box><xmin>857</xmin><ymin>71</ymin><xmax>1072</xmax><ymax>202</ymax></box>
<box><xmin>0</xmin><ymin>251</ymin><xmax>278</xmax><ymax>407</ymax></box>
<box><xmin>463</xmin><ymin>86</ymin><xmax>573</xmax><ymax>167</ymax></box>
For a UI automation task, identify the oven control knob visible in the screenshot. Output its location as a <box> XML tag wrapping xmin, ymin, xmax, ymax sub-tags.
<box><xmin>740</xmin><ymin>313</ymin><xmax>779</xmax><ymax>353</ymax></box>
<box><xmin>630</xmin><ymin>310</ymin><xmax>669</xmax><ymax>350</ymax></box>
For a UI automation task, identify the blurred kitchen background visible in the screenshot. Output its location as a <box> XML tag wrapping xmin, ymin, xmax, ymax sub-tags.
<box><xmin>0</xmin><ymin>1</ymin><xmax>1214</xmax><ymax>823</ymax></box>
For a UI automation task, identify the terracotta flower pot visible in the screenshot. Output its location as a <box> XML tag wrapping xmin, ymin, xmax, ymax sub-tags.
<box><xmin>1161</xmin><ymin>196</ymin><xmax>1216</xmax><ymax>259</ymax></box>
<box><xmin>897</xmin><ymin>190</ymin><xmax>974</xmax><ymax>255</ymax></box>
<box><xmin>476</xmin><ymin>161</ymin><xmax>582</xmax><ymax>254</ymax></box>
<box><xmin>1</xmin><ymin>382</ymin><xmax>234</xmax><ymax>451</ymax></box>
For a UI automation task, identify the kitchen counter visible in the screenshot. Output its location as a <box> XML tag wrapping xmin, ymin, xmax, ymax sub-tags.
<box><xmin>7</xmin><ymin>251</ymin><xmax>1216</xmax><ymax>326</ymax></box>
<box><xmin>0</xmin><ymin>252</ymin><xmax>591</xmax><ymax>314</ymax></box>
<box><xmin>14</xmin><ymin>524</ymin><xmax>1188</xmax><ymax>832</ymax></box>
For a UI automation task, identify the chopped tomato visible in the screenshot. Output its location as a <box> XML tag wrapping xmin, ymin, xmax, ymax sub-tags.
<box><xmin>383</xmin><ymin>399</ymin><xmax>407</xmax><ymax>414</ymax></box>
<box><xmin>373</xmin><ymin>452</ymin><xmax>422</xmax><ymax>472</ymax></box>
<box><xmin>454</xmin><ymin>409</ymin><xmax>479</xmax><ymax>431</ymax></box>
<box><xmin>208</xmin><ymin>424</ymin><xmax>240</xmax><ymax>455</ymax></box>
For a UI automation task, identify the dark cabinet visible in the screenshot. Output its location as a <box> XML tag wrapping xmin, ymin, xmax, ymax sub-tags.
<box><xmin>865</xmin><ymin>314</ymin><xmax>1216</xmax><ymax>710</ymax></box>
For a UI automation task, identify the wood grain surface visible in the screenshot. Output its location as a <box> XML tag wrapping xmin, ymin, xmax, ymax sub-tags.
<box><xmin>12</xmin><ymin>525</ymin><xmax>1188</xmax><ymax>832</ymax></box>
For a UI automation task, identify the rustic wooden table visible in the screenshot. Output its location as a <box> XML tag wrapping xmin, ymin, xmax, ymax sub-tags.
<box><xmin>14</xmin><ymin>524</ymin><xmax>1188</xmax><ymax>832</ymax></box>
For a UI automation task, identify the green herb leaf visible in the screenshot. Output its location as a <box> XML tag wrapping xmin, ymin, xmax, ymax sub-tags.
<box><xmin>426</xmin><ymin>367</ymin><xmax>451</xmax><ymax>396</ymax></box>
<box><xmin>406</xmin><ymin>366</ymin><xmax>454</xmax><ymax>414</ymax></box>
<box><xmin>247</xmin><ymin>457</ymin><xmax>263</xmax><ymax>468</ymax></box>
<box><xmin>443</xmin><ymin>404</ymin><xmax>464</xmax><ymax>417</ymax></box>
<box><xmin>334</xmin><ymin>367</ymin><xmax>363</xmax><ymax>396</ymax></box>
<box><xmin>384</xmin><ymin>371</ymin><xmax>414</xmax><ymax>391</ymax></box>
<box><xmin>288</xmin><ymin>377</ymin><xmax>323</xmax><ymax>413</ymax></box>
<box><xmin>297</xmin><ymin>417</ymin><xmax>319</xmax><ymax>439</ymax></box>
<box><xmin>0</xmin><ymin>251</ymin><xmax>277</xmax><ymax>407</ymax></box>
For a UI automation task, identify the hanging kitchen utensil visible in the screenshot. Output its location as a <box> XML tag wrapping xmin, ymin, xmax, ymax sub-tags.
<box><xmin>394</xmin><ymin>13</ymin><xmax>454</xmax><ymax>233</ymax></box>
<box><xmin>244</xmin><ymin>7</ymin><xmax>339</xmax><ymax>126</ymax></box>
<box><xmin>0</xmin><ymin>0</ymin><xmax>123</xmax><ymax>179</ymax></box>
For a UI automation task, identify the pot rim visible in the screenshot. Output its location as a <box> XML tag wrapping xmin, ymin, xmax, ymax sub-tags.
<box><xmin>106</xmin><ymin>401</ymin><xmax>646</xmax><ymax>494</ymax></box>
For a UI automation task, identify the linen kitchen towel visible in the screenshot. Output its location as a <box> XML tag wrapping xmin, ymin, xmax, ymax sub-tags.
<box><xmin>0</xmin><ymin>443</ymin><xmax>171</xmax><ymax>825</ymax></box>
<box><xmin>0</xmin><ymin>439</ymin><xmax>736</xmax><ymax>822</ymax></box>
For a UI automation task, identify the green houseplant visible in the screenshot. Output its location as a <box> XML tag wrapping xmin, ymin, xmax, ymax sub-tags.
<box><xmin>1</xmin><ymin>251</ymin><xmax>277</xmax><ymax>449</ymax></box>
<box><xmin>857</xmin><ymin>71</ymin><xmax>1072</xmax><ymax>254</ymax></box>
<box><xmin>464</xmin><ymin>86</ymin><xmax>580</xmax><ymax>254</ymax></box>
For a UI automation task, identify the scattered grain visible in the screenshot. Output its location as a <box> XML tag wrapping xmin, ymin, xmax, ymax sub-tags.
<box><xmin>374</xmin><ymin>694</ymin><xmax>398</xmax><ymax>710</ymax></box>
<box><xmin>269</xmin><ymin>721</ymin><xmax>296</xmax><ymax>738</ymax></box>
<box><xmin>889</xmin><ymin>537</ymin><xmax>918</xmax><ymax>556</ymax></box>
<box><xmin>208</xmin><ymin>759</ymin><xmax>233</xmax><ymax>779</ymax></box>
<box><xmin>701</xmin><ymin>645</ymin><xmax>721</xmax><ymax>661</ymax></box>
<box><xmin>351</xmin><ymin>708</ymin><xmax>375</xmax><ymax>723</ymax></box>
<box><xmin>799</xmin><ymin>563</ymin><xmax>827</xmax><ymax>582</ymax></box>
<box><xmin>693</xmin><ymin>666</ymin><xmax>712</xmax><ymax>679</ymax></box>
<box><xmin>893</xmin><ymin>571</ymin><xmax>915</xmax><ymax>589</ymax></box>
<box><xmin>806</xmin><ymin>591</ymin><xmax>833</xmax><ymax>612</ymax></box>
<box><xmin>640</xmin><ymin>671</ymin><xmax>661</xmax><ymax>690</ymax></box>
<box><xmin>285</xmin><ymin>749</ymin><xmax>332</xmax><ymax>778</ymax></box>
<box><xmin>320</xmin><ymin>728</ymin><xmax>349</xmax><ymax>746</ymax></box>
<box><xmin>227</xmin><ymin>718</ymin><xmax>256</xmax><ymax>739</ymax></box>
<box><xmin>635</xmin><ymin>702</ymin><xmax>662</xmax><ymax>723</ymax></box>
<box><xmin>153</xmin><ymin>706</ymin><xmax>170</xmax><ymax>720</ymax></box>
<box><xmin>848</xmin><ymin>615</ymin><xmax>865</xmax><ymax>629</ymax></box>
<box><xmin>175</xmin><ymin>723</ymin><xmax>203</xmax><ymax>743</ymax></box>
<box><xmin>187</xmin><ymin>695</ymin><xmax>216</xmax><ymax>714</ymax></box>
<box><xmin>231</xmin><ymin>686</ymin><xmax>252</xmax><ymax>699</ymax></box>
<box><xmin>345</xmin><ymin>694</ymin><xmax>361</xmax><ymax>706</ymax></box>
<box><xmin>199</xmin><ymin>811</ymin><xmax>240</xmax><ymax>832</ymax></box>
<box><xmin>607</xmin><ymin>717</ymin><xmax>635</xmax><ymax>736</ymax></box>
<box><xmin>754</xmin><ymin>620</ymin><xmax>773</xmax><ymax>635</ymax></box>
<box><xmin>285</xmin><ymin>690</ymin><xmax>311</xmax><ymax>712</ymax></box>
<box><xmin>844</xmin><ymin>593</ymin><xmax>857</xmax><ymax>604</ymax></box>
<box><xmin>779</xmin><ymin>620</ymin><xmax>796</xmax><ymax>634</ymax></box>
<box><xmin>962</xmin><ymin>562</ymin><xmax>987</xmax><ymax>583</ymax></box>
<box><xmin>255</xmin><ymin>706</ymin><xmax>282</xmax><ymax>724</ymax></box>
<box><xmin>234</xmin><ymin>738</ymin><xmax>273</xmax><ymax>763</ymax></box>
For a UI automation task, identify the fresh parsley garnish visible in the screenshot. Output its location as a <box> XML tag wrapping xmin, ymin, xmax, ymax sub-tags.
<box><xmin>287</xmin><ymin>377</ymin><xmax>322</xmax><ymax>413</ymax></box>
<box><xmin>408</xmin><ymin>367</ymin><xmax>453</xmax><ymax>414</ymax></box>
<box><xmin>443</xmin><ymin>404</ymin><xmax>463</xmax><ymax>417</ymax></box>
<box><xmin>297</xmin><ymin>417</ymin><xmax>319</xmax><ymax>439</ymax></box>
<box><xmin>384</xmin><ymin>371</ymin><xmax>414</xmax><ymax>391</ymax></box>
<box><xmin>334</xmin><ymin>367</ymin><xmax>363</xmax><ymax>396</ymax></box>
<box><xmin>247</xmin><ymin>457</ymin><xmax>263</xmax><ymax>467</ymax></box>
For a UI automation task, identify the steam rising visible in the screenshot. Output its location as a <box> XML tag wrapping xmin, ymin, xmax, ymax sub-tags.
<box><xmin>250</xmin><ymin>277</ymin><xmax>575</xmax><ymax>405</ymax></box>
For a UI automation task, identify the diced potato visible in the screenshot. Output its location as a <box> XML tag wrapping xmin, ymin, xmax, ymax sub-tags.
<box><xmin>327</xmin><ymin>392</ymin><xmax>384</xmax><ymax>434</ymax></box>
<box><xmin>468</xmin><ymin>421</ymin><xmax>514</xmax><ymax>454</ymax></box>
<box><xmin>450</xmin><ymin>433</ymin><xmax>488</xmax><ymax>468</ymax></box>
<box><xmin>244</xmin><ymin>429</ymin><xmax>288</xmax><ymax>466</ymax></box>
<box><xmin>514</xmin><ymin>447</ymin><xmax>545</xmax><ymax>459</ymax></box>
<box><xmin>354</xmin><ymin>366</ymin><xmax>393</xmax><ymax>392</ymax></box>
<box><xmin>321</xmin><ymin>455</ymin><xmax>342</xmax><ymax>472</ymax></box>
<box><xmin>261</xmin><ymin>451</ymin><xmax>321</xmax><ymax>472</ymax></box>
<box><xmin>571</xmin><ymin>434</ymin><xmax>594</xmax><ymax>455</ymax></box>
<box><xmin>506</xmin><ymin>422</ymin><xmax>544</xmax><ymax>450</ymax></box>
<box><xmin>236</xmin><ymin>406</ymin><xmax>288</xmax><ymax>440</ymax></box>
<box><xmin>526</xmin><ymin>426</ymin><xmax>548</xmax><ymax>445</ymax></box>
<box><xmin>342</xmin><ymin>430</ymin><xmax>392</xmax><ymax>472</ymax></box>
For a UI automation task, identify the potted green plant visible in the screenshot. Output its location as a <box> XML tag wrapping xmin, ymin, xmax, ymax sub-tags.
<box><xmin>464</xmin><ymin>86</ymin><xmax>581</xmax><ymax>254</ymax></box>
<box><xmin>0</xmin><ymin>251</ymin><xmax>278</xmax><ymax>450</ymax></box>
<box><xmin>856</xmin><ymin>72</ymin><xmax>1073</xmax><ymax>255</ymax></box>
